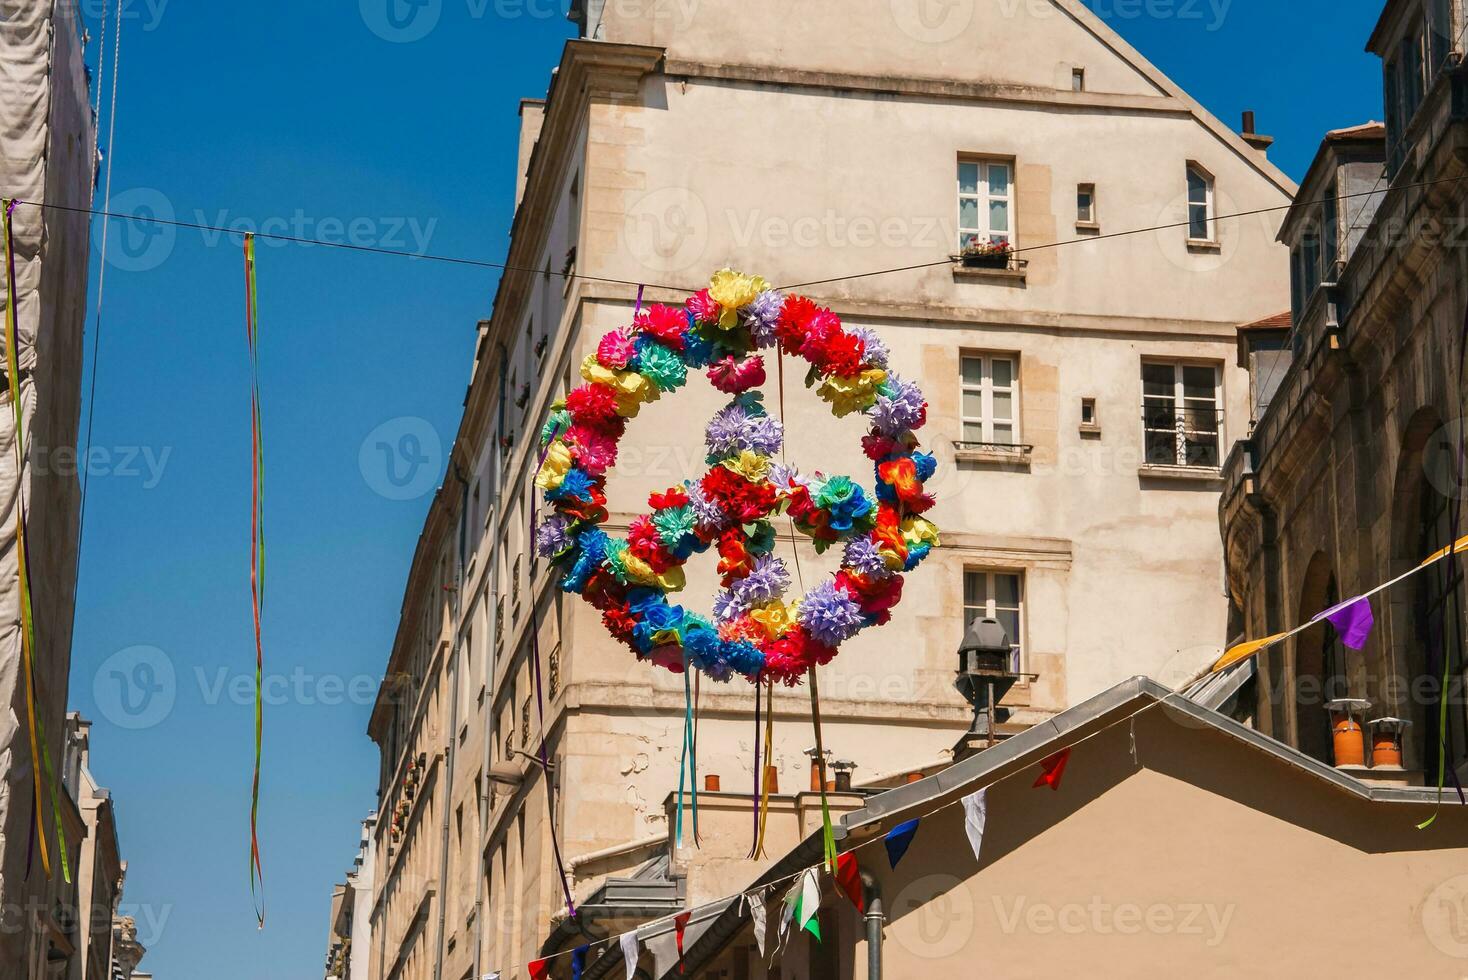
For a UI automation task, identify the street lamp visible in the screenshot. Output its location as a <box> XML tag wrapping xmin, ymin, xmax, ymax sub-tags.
<box><xmin>956</xmin><ymin>617</ymin><xmax>1023</xmax><ymax>748</ymax></box>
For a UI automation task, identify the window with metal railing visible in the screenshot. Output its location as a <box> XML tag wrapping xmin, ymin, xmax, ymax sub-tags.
<box><xmin>1142</xmin><ymin>361</ymin><xmax>1223</xmax><ymax>468</ymax></box>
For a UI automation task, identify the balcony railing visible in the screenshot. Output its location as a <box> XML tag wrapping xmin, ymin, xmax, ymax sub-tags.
<box><xmin>1142</xmin><ymin>406</ymin><xmax>1223</xmax><ymax>469</ymax></box>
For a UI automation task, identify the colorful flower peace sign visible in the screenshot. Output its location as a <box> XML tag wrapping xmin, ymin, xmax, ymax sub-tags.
<box><xmin>534</xmin><ymin>270</ymin><xmax>940</xmax><ymax>686</ymax></box>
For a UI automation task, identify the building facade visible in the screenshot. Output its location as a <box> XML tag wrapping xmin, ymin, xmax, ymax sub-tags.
<box><xmin>0</xmin><ymin>2</ymin><xmax>97</xmax><ymax>976</ymax></box>
<box><xmin>1220</xmin><ymin>0</ymin><xmax>1468</xmax><ymax>776</ymax></box>
<box><xmin>367</xmin><ymin>2</ymin><xmax>1296</xmax><ymax>976</ymax></box>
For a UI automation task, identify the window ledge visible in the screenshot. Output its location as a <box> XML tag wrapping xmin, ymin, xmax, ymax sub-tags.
<box><xmin>955</xmin><ymin>443</ymin><xmax>1033</xmax><ymax>468</ymax></box>
<box><xmin>1078</xmin><ymin>422</ymin><xmax>1102</xmax><ymax>437</ymax></box>
<box><xmin>1075</xmin><ymin>221</ymin><xmax>1101</xmax><ymax>233</ymax></box>
<box><xmin>1138</xmin><ymin>463</ymin><xmax>1222</xmax><ymax>482</ymax></box>
<box><xmin>952</xmin><ymin>261</ymin><xmax>1027</xmax><ymax>285</ymax></box>
<box><xmin>1185</xmin><ymin>238</ymin><xmax>1222</xmax><ymax>253</ymax></box>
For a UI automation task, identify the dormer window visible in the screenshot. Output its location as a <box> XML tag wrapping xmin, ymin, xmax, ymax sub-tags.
<box><xmin>1289</xmin><ymin>196</ymin><xmax>1339</xmax><ymax>325</ymax></box>
<box><xmin>1383</xmin><ymin>0</ymin><xmax>1455</xmax><ymax>175</ymax></box>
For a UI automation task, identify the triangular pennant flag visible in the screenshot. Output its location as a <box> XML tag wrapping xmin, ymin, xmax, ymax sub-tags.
<box><xmin>962</xmin><ymin>788</ymin><xmax>988</xmax><ymax>862</ymax></box>
<box><xmin>620</xmin><ymin>931</ymin><xmax>639</xmax><ymax>980</ymax></box>
<box><xmin>1033</xmin><ymin>748</ymin><xmax>1071</xmax><ymax>790</ymax></box>
<box><xmin>674</xmin><ymin>910</ymin><xmax>692</xmax><ymax>973</ymax></box>
<box><xmin>747</xmin><ymin>891</ymin><xmax>768</xmax><ymax>958</ymax></box>
<box><xmin>884</xmin><ymin>818</ymin><xmax>920</xmax><ymax>869</ymax></box>
<box><xmin>1314</xmin><ymin>595</ymin><xmax>1375</xmax><ymax>650</ymax></box>
<box><xmin>527</xmin><ymin>960</ymin><xmax>550</xmax><ymax>980</ymax></box>
<box><xmin>797</xmin><ymin>869</ymin><xmax>822</xmax><ymax>941</ymax></box>
<box><xmin>834</xmin><ymin>852</ymin><xmax>864</xmax><ymax>913</ymax></box>
<box><xmin>1212</xmin><ymin>632</ymin><xmax>1288</xmax><ymax>672</ymax></box>
<box><xmin>572</xmin><ymin>944</ymin><xmax>590</xmax><ymax>980</ymax></box>
<box><xmin>778</xmin><ymin>878</ymin><xmax>799</xmax><ymax>946</ymax></box>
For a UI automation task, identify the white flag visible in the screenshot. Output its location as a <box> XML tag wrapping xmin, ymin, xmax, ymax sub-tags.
<box><xmin>798</xmin><ymin>869</ymin><xmax>821</xmax><ymax>932</ymax></box>
<box><xmin>747</xmin><ymin>892</ymin><xmax>769</xmax><ymax>958</ymax></box>
<box><xmin>620</xmin><ymin>930</ymin><xmax>639</xmax><ymax>980</ymax></box>
<box><xmin>962</xmin><ymin>788</ymin><xmax>988</xmax><ymax>862</ymax></box>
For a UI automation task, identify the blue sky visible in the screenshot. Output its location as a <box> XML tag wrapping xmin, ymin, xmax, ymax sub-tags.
<box><xmin>65</xmin><ymin>2</ymin><xmax>1383</xmax><ymax>976</ymax></box>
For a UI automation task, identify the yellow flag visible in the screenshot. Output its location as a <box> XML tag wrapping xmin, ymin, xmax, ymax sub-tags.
<box><xmin>1211</xmin><ymin>632</ymin><xmax>1289</xmax><ymax>673</ymax></box>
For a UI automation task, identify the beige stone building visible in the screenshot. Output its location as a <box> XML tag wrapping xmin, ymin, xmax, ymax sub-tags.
<box><xmin>364</xmin><ymin>1</ymin><xmax>1298</xmax><ymax>977</ymax></box>
<box><xmin>1220</xmin><ymin>0</ymin><xmax>1468</xmax><ymax>777</ymax></box>
<box><xmin>0</xmin><ymin>1</ymin><xmax>97</xmax><ymax>976</ymax></box>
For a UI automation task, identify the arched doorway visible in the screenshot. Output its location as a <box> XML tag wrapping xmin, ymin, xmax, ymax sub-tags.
<box><xmin>1295</xmin><ymin>553</ymin><xmax>1344</xmax><ymax>765</ymax></box>
<box><xmin>1412</xmin><ymin>421</ymin><xmax>1466</xmax><ymax>778</ymax></box>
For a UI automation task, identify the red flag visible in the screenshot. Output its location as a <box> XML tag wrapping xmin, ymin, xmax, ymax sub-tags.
<box><xmin>528</xmin><ymin>958</ymin><xmax>551</xmax><ymax>980</ymax></box>
<box><xmin>1033</xmin><ymin>748</ymin><xmax>1071</xmax><ymax>791</ymax></box>
<box><xmin>834</xmin><ymin>852</ymin><xmax>864</xmax><ymax>913</ymax></box>
<box><xmin>675</xmin><ymin>911</ymin><xmax>691</xmax><ymax>973</ymax></box>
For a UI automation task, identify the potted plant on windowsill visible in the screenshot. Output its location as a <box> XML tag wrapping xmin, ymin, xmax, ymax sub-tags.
<box><xmin>959</xmin><ymin>236</ymin><xmax>1013</xmax><ymax>269</ymax></box>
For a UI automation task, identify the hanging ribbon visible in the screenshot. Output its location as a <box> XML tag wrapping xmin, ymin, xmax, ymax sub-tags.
<box><xmin>807</xmin><ymin>667</ymin><xmax>838</xmax><ymax>873</ymax></box>
<box><xmin>755</xmin><ymin>679</ymin><xmax>774</xmax><ymax>858</ymax></box>
<box><xmin>528</xmin><ymin>419</ymin><xmax>578</xmax><ymax>917</ymax></box>
<box><xmin>675</xmin><ymin>650</ymin><xmax>700</xmax><ymax>848</ymax></box>
<box><xmin>747</xmin><ymin>680</ymin><xmax>761</xmax><ymax>859</ymax></box>
<box><xmin>2</xmin><ymin>199</ymin><xmax>67</xmax><ymax>884</ymax></box>
<box><xmin>243</xmin><ymin>234</ymin><xmax>265</xmax><ymax>925</ymax></box>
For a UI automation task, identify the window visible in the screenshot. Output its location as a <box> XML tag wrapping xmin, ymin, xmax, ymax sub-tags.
<box><xmin>1142</xmin><ymin>361</ymin><xmax>1222</xmax><ymax>467</ymax></box>
<box><xmin>1384</xmin><ymin>5</ymin><xmax>1453</xmax><ymax>176</ymax></box>
<box><xmin>1080</xmin><ymin>397</ymin><xmax>1097</xmax><ymax>428</ymax></box>
<box><xmin>1071</xmin><ymin>68</ymin><xmax>1085</xmax><ymax>92</ymax></box>
<box><xmin>1186</xmin><ymin>165</ymin><xmax>1214</xmax><ymax>240</ymax></box>
<box><xmin>963</xmin><ymin>570</ymin><xmax>1025</xmax><ymax>672</ymax></box>
<box><xmin>1077</xmin><ymin>183</ymin><xmax>1096</xmax><ymax>225</ymax></box>
<box><xmin>957</xmin><ymin>159</ymin><xmax>1013</xmax><ymax>250</ymax></box>
<box><xmin>960</xmin><ymin>353</ymin><xmax>1019</xmax><ymax>446</ymax></box>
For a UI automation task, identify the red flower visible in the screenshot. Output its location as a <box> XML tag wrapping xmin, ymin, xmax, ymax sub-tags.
<box><xmin>762</xmin><ymin>626</ymin><xmax>837</xmax><ymax>684</ymax></box>
<box><xmin>776</xmin><ymin>295</ymin><xmax>820</xmax><ymax>349</ymax></box>
<box><xmin>836</xmin><ymin>571</ymin><xmax>904</xmax><ymax>625</ymax></box>
<box><xmin>815</xmin><ymin>330</ymin><xmax>866</xmax><ymax>378</ymax></box>
<box><xmin>629</xmin><ymin>516</ymin><xmax>678</xmax><ymax>573</ymax></box>
<box><xmin>649</xmin><ymin>486</ymin><xmax>690</xmax><ymax>511</ymax></box>
<box><xmin>873</xmin><ymin>503</ymin><xmax>908</xmax><ymax>565</ymax></box>
<box><xmin>716</xmin><ymin>528</ymin><xmax>754</xmax><ymax>584</ymax></box>
<box><xmin>566</xmin><ymin>383</ymin><xmax>620</xmax><ymax>429</ymax></box>
<box><xmin>637</xmin><ymin>304</ymin><xmax>688</xmax><ymax>351</ymax></box>
<box><xmin>702</xmin><ymin>466</ymin><xmax>777</xmax><ymax>524</ymax></box>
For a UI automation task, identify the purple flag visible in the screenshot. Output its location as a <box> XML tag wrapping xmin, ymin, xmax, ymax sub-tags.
<box><xmin>1314</xmin><ymin>596</ymin><xmax>1375</xmax><ymax>650</ymax></box>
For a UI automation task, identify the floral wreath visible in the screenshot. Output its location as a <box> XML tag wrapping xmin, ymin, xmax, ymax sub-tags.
<box><xmin>534</xmin><ymin>270</ymin><xmax>940</xmax><ymax>686</ymax></box>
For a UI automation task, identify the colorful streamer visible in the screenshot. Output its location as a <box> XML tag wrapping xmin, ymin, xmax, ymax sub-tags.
<box><xmin>244</xmin><ymin>234</ymin><xmax>265</xmax><ymax>925</ymax></box>
<box><xmin>2</xmin><ymin>198</ymin><xmax>68</xmax><ymax>884</ymax></box>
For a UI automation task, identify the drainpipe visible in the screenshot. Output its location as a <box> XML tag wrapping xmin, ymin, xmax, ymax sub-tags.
<box><xmin>860</xmin><ymin>871</ymin><xmax>883</xmax><ymax>980</ymax></box>
<box><xmin>433</xmin><ymin>463</ymin><xmax>471</xmax><ymax>980</ymax></box>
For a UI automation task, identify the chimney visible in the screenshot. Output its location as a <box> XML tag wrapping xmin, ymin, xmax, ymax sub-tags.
<box><xmin>1240</xmin><ymin>110</ymin><xmax>1275</xmax><ymax>155</ymax></box>
<box><xmin>515</xmin><ymin>98</ymin><xmax>547</xmax><ymax>212</ymax></box>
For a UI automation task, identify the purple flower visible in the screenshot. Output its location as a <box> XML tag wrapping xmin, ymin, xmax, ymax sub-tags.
<box><xmin>705</xmin><ymin>399</ymin><xmax>784</xmax><ymax>459</ymax></box>
<box><xmin>798</xmin><ymin>580</ymin><xmax>866</xmax><ymax>647</ymax></box>
<box><xmin>868</xmin><ymin>374</ymin><xmax>927</xmax><ymax>437</ymax></box>
<box><xmin>847</xmin><ymin>326</ymin><xmax>889</xmax><ymax>369</ymax></box>
<box><xmin>686</xmin><ymin>481</ymin><xmax>728</xmax><ymax>533</ymax></box>
<box><xmin>743</xmin><ymin>289</ymin><xmax>785</xmax><ymax>347</ymax></box>
<box><xmin>842</xmin><ymin>536</ymin><xmax>892</xmax><ymax>579</ymax></box>
<box><xmin>744</xmin><ymin>415</ymin><xmax>784</xmax><ymax>456</ymax></box>
<box><xmin>732</xmin><ymin>555</ymin><xmax>790</xmax><ymax>607</ymax></box>
<box><xmin>712</xmin><ymin>588</ymin><xmax>749</xmax><ymax>624</ymax></box>
<box><xmin>768</xmin><ymin>461</ymin><xmax>805</xmax><ymax>491</ymax></box>
<box><xmin>536</xmin><ymin>514</ymin><xmax>575</xmax><ymax>559</ymax></box>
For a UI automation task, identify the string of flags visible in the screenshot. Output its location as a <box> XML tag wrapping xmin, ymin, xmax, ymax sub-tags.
<box><xmin>487</xmin><ymin>716</ymin><xmax>1106</xmax><ymax>980</ymax></box>
<box><xmin>1210</xmin><ymin>534</ymin><xmax>1468</xmax><ymax>674</ymax></box>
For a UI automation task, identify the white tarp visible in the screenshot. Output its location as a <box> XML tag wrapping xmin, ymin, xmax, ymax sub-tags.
<box><xmin>0</xmin><ymin>0</ymin><xmax>95</xmax><ymax>974</ymax></box>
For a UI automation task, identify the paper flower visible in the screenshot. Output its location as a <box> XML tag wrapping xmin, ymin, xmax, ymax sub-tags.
<box><xmin>798</xmin><ymin>580</ymin><xmax>866</xmax><ymax>647</ymax></box>
<box><xmin>536</xmin><ymin>514</ymin><xmax>575</xmax><ymax>559</ymax></box>
<box><xmin>731</xmin><ymin>555</ymin><xmax>790</xmax><ymax>608</ymax></box>
<box><xmin>869</xmin><ymin>374</ymin><xmax>928</xmax><ymax>436</ymax></box>
<box><xmin>847</xmin><ymin>325</ymin><xmax>889</xmax><ymax>369</ymax></box>
<box><xmin>743</xmin><ymin>289</ymin><xmax>785</xmax><ymax>346</ymax></box>
<box><xmin>708</xmin><ymin>269</ymin><xmax>771</xmax><ymax>329</ymax></box>
<box><xmin>637</xmin><ymin>304</ymin><xmax>688</xmax><ymax>351</ymax></box>
<box><xmin>597</xmin><ymin>327</ymin><xmax>638</xmax><ymax>369</ymax></box>
<box><xmin>842</xmin><ymin>535</ymin><xmax>893</xmax><ymax>580</ymax></box>
<box><xmin>634</xmin><ymin>339</ymin><xmax>688</xmax><ymax>392</ymax></box>
<box><xmin>708</xmin><ymin>355</ymin><xmax>767</xmax><ymax>394</ymax></box>
<box><xmin>817</xmin><ymin>369</ymin><xmax>887</xmax><ymax>417</ymax></box>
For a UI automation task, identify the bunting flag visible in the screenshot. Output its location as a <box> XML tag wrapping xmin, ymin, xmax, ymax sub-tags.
<box><xmin>746</xmin><ymin>891</ymin><xmax>768</xmax><ymax>958</ymax></box>
<box><xmin>674</xmin><ymin>910</ymin><xmax>691</xmax><ymax>973</ymax></box>
<box><xmin>962</xmin><ymin>788</ymin><xmax>988</xmax><ymax>861</ymax></box>
<box><xmin>1212</xmin><ymin>632</ymin><xmax>1289</xmax><ymax>673</ymax></box>
<box><xmin>1033</xmin><ymin>748</ymin><xmax>1071</xmax><ymax>791</ymax></box>
<box><xmin>243</xmin><ymin>234</ymin><xmax>266</xmax><ymax>926</ymax></box>
<box><xmin>620</xmin><ymin>930</ymin><xmax>640</xmax><ymax>980</ymax></box>
<box><xmin>778</xmin><ymin>878</ymin><xmax>800</xmax><ymax>945</ymax></box>
<box><xmin>571</xmin><ymin>944</ymin><xmax>590</xmax><ymax>980</ymax></box>
<box><xmin>1313</xmin><ymin>596</ymin><xmax>1375</xmax><ymax>650</ymax></box>
<box><xmin>884</xmin><ymin>818</ymin><xmax>920</xmax><ymax>869</ymax></box>
<box><xmin>527</xmin><ymin>959</ymin><xmax>550</xmax><ymax>980</ymax></box>
<box><xmin>834</xmin><ymin>852</ymin><xmax>864</xmax><ymax>913</ymax></box>
<box><xmin>1</xmin><ymin>198</ymin><xmax>67</xmax><ymax>884</ymax></box>
<box><xmin>796</xmin><ymin>869</ymin><xmax>822</xmax><ymax>941</ymax></box>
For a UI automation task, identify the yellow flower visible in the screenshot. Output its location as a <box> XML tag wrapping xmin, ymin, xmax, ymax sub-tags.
<box><xmin>708</xmin><ymin>269</ymin><xmax>770</xmax><ymax>329</ymax></box>
<box><xmin>750</xmin><ymin>599</ymin><xmax>799</xmax><ymax>638</ymax></box>
<box><xmin>816</xmin><ymin>368</ymin><xmax>887</xmax><ymax>417</ymax></box>
<box><xmin>901</xmin><ymin>516</ymin><xmax>940</xmax><ymax>549</ymax></box>
<box><xmin>581</xmin><ymin>354</ymin><xmax>660</xmax><ymax>418</ymax></box>
<box><xmin>534</xmin><ymin>440</ymin><xmax>573</xmax><ymax>491</ymax></box>
<box><xmin>620</xmin><ymin>551</ymin><xmax>686</xmax><ymax>593</ymax></box>
<box><xmin>721</xmin><ymin>449</ymin><xmax>771</xmax><ymax>483</ymax></box>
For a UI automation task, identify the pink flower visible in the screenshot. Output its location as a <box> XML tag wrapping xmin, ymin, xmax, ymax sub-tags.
<box><xmin>597</xmin><ymin>328</ymin><xmax>637</xmax><ymax>369</ymax></box>
<box><xmin>708</xmin><ymin>355</ymin><xmax>766</xmax><ymax>394</ymax></box>
<box><xmin>566</xmin><ymin>423</ymin><xmax>619</xmax><ymax>475</ymax></box>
